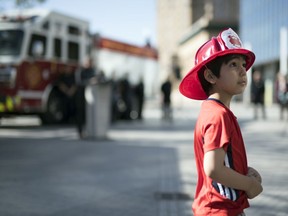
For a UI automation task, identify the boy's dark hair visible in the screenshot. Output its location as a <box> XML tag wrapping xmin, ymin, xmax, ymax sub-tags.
<box><xmin>198</xmin><ymin>54</ymin><xmax>246</xmax><ymax>96</ymax></box>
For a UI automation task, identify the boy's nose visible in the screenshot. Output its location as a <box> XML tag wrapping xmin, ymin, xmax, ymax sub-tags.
<box><xmin>240</xmin><ymin>66</ymin><xmax>247</xmax><ymax>76</ymax></box>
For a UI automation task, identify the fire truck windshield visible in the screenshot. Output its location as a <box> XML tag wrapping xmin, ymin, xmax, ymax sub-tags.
<box><xmin>0</xmin><ymin>30</ymin><xmax>23</xmax><ymax>55</ymax></box>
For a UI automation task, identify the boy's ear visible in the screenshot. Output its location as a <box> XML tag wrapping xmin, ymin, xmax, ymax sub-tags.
<box><xmin>204</xmin><ymin>69</ymin><xmax>216</xmax><ymax>84</ymax></box>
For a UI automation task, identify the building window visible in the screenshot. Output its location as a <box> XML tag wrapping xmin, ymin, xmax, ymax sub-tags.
<box><xmin>192</xmin><ymin>0</ymin><xmax>205</xmax><ymax>23</ymax></box>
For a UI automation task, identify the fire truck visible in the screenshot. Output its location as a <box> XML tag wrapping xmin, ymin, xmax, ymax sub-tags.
<box><xmin>0</xmin><ymin>8</ymin><xmax>159</xmax><ymax>124</ymax></box>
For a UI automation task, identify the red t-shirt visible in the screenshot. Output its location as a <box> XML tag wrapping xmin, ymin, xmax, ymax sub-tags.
<box><xmin>192</xmin><ymin>99</ymin><xmax>249</xmax><ymax>216</ymax></box>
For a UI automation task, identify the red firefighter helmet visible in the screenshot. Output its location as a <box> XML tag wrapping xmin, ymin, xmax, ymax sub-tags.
<box><xmin>179</xmin><ymin>28</ymin><xmax>255</xmax><ymax>100</ymax></box>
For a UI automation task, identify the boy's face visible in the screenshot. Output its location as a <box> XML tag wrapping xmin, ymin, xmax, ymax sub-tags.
<box><xmin>214</xmin><ymin>55</ymin><xmax>247</xmax><ymax>97</ymax></box>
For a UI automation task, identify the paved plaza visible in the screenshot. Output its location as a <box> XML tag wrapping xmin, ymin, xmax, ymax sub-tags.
<box><xmin>0</xmin><ymin>100</ymin><xmax>287</xmax><ymax>216</ymax></box>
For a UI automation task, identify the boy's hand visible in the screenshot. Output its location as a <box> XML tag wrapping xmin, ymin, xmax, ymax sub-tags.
<box><xmin>247</xmin><ymin>166</ymin><xmax>262</xmax><ymax>183</ymax></box>
<box><xmin>246</xmin><ymin>167</ymin><xmax>263</xmax><ymax>199</ymax></box>
<box><xmin>246</xmin><ymin>177</ymin><xmax>263</xmax><ymax>199</ymax></box>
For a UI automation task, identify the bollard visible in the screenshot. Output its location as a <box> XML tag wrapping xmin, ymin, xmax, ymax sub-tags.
<box><xmin>85</xmin><ymin>82</ymin><xmax>111</xmax><ymax>139</ymax></box>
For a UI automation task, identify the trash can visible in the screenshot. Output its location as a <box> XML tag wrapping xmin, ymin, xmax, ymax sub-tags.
<box><xmin>85</xmin><ymin>82</ymin><xmax>111</xmax><ymax>139</ymax></box>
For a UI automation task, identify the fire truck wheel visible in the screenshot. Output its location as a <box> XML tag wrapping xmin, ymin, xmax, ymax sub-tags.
<box><xmin>40</xmin><ymin>91</ymin><xmax>66</xmax><ymax>124</ymax></box>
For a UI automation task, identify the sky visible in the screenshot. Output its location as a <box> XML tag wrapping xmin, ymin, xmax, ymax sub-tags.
<box><xmin>2</xmin><ymin>0</ymin><xmax>157</xmax><ymax>47</ymax></box>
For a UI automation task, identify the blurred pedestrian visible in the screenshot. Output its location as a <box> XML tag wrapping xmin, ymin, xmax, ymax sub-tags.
<box><xmin>57</xmin><ymin>66</ymin><xmax>77</xmax><ymax>122</ymax></box>
<box><xmin>75</xmin><ymin>57</ymin><xmax>96</xmax><ymax>138</ymax></box>
<box><xmin>251</xmin><ymin>70</ymin><xmax>266</xmax><ymax>119</ymax></box>
<box><xmin>119</xmin><ymin>73</ymin><xmax>132</xmax><ymax>120</ymax></box>
<box><xmin>134</xmin><ymin>78</ymin><xmax>145</xmax><ymax>120</ymax></box>
<box><xmin>110</xmin><ymin>72</ymin><xmax>121</xmax><ymax>122</ymax></box>
<box><xmin>179</xmin><ymin>28</ymin><xmax>263</xmax><ymax>215</ymax></box>
<box><xmin>275</xmin><ymin>72</ymin><xmax>288</xmax><ymax>120</ymax></box>
<box><xmin>161</xmin><ymin>76</ymin><xmax>172</xmax><ymax>120</ymax></box>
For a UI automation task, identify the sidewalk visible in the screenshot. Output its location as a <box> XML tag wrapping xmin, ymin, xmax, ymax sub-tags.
<box><xmin>119</xmin><ymin>99</ymin><xmax>288</xmax><ymax>216</ymax></box>
<box><xmin>0</xmin><ymin>100</ymin><xmax>287</xmax><ymax>216</ymax></box>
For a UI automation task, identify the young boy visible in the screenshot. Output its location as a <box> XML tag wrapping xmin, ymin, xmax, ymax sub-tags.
<box><xmin>179</xmin><ymin>28</ymin><xmax>263</xmax><ymax>216</ymax></box>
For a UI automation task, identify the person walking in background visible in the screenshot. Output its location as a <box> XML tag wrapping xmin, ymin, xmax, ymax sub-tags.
<box><xmin>251</xmin><ymin>70</ymin><xmax>266</xmax><ymax>119</ymax></box>
<box><xmin>134</xmin><ymin>78</ymin><xmax>145</xmax><ymax>120</ymax></box>
<box><xmin>276</xmin><ymin>72</ymin><xmax>288</xmax><ymax>120</ymax></box>
<box><xmin>161</xmin><ymin>76</ymin><xmax>172</xmax><ymax>120</ymax></box>
<box><xmin>179</xmin><ymin>28</ymin><xmax>263</xmax><ymax>215</ymax></box>
<box><xmin>119</xmin><ymin>73</ymin><xmax>133</xmax><ymax>120</ymax></box>
<box><xmin>57</xmin><ymin>66</ymin><xmax>77</xmax><ymax>122</ymax></box>
<box><xmin>110</xmin><ymin>72</ymin><xmax>121</xmax><ymax>122</ymax></box>
<box><xmin>75</xmin><ymin>57</ymin><xmax>96</xmax><ymax>139</ymax></box>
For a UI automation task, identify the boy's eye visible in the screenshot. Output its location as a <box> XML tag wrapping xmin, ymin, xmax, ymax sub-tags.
<box><xmin>229</xmin><ymin>60</ymin><xmax>247</xmax><ymax>69</ymax></box>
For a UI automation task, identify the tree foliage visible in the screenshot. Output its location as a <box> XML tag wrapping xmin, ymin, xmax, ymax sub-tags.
<box><xmin>15</xmin><ymin>0</ymin><xmax>46</xmax><ymax>8</ymax></box>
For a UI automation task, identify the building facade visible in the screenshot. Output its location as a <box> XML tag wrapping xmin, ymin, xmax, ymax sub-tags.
<box><xmin>240</xmin><ymin>0</ymin><xmax>288</xmax><ymax>104</ymax></box>
<box><xmin>178</xmin><ymin>0</ymin><xmax>239</xmax><ymax>81</ymax></box>
<box><xmin>157</xmin><ymin>0</ymin><xmax>239</xmax><ymax>95</ymax></box>
<box><xmin>157</xmin><ymin>0</ymin><xmax>192</xmax><ymax>83</ymax></box>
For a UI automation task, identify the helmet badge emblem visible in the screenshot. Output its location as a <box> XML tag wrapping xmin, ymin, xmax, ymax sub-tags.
<box><xmin>221</xmin><ymin>28</ymin><xmax>243</xmax><ymax>49</ymax></box>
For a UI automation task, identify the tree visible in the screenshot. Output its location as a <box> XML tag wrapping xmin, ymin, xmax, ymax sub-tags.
<box><xmin>15</xmin><ymin>0</ymin><xmax>46</xmax><ymax>8</ymax></box>
<box><xmin>0</xmin><ymin>0</ymin><xmax>47</xmax><ymax>9</ymax></box>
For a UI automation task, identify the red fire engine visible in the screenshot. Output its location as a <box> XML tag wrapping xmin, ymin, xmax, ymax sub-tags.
<box><xmin>0</xmin><ymin>9</ymin><xmax>90</xmax><ymax>124</ymax></box>
<box><xmin>0</xmin><ymin>9</ymin><xmax>158</xmax><ymax>124</ymax></box>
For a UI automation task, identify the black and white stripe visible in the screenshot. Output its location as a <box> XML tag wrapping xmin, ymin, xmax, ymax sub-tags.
<box><xmin>212</xmin><ymin>144</ymin><xmax>239</xmax><ymax>201</ymax></box>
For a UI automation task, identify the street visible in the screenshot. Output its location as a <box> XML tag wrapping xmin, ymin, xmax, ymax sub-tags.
<box><xmin>0</xmin><ymin>101</ymin><xmax>287</xmax><ymax>216</ymax></box>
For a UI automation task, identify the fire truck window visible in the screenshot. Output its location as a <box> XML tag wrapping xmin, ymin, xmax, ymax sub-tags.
<box><xmin>42</xmin><ymin>21</ymin><xmax>50</xmax><ymax>30</ymax></box>
<box><xmin>68</xmin><ymin>41</ymin><xmax>79</xmax><ymax>61</ymax></box>
<box><xmin>55</xmin><ymin>22</ymin><xmax>62</xmax><ymax>32</ymax></box>
<box><xmin>86</xmin><ymin>45</ymin><xmax>91</xmax><ymax>56</ymax></box>
<box><xmin>28</xmin><ymin>34</ymin><xmax>46</xmax><ymax>57</ymax></box>
<box><xmin>68</xmin><ymin>25</ymin><xmax>80</xmax><ymax>36</ymax></box>
<box><xmin>54</xmin><ymin>38</ymin><xmax>62</xmax><ymax>58</ymax></box>
<box><xmin>0</xmin><ymin>30</ymin><xmax>23</xmax><ymax>55</ymax></box>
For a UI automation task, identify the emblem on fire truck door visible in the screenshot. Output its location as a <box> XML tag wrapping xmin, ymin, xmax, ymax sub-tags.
<box><xmin>50</xmin><ymin>60</ymin><xmax>57</xmax><ymax>74</ymax></box>
<box><xmin>26</xmin><ymin>64</ymin><xmax>41</xmax><ymax>88</ymax></box>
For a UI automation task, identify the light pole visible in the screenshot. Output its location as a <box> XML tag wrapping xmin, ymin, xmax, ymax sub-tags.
<box><xmin>280</xmin><ymin>26</ymin><xmax>288</xmax><ymax>75</ymax></box>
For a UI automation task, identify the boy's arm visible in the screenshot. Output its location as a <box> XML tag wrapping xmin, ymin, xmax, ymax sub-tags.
<box><xmin>204</xmin><ymin>148</ymin><xmax>263</xmax><ymax>199</ymax></box>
